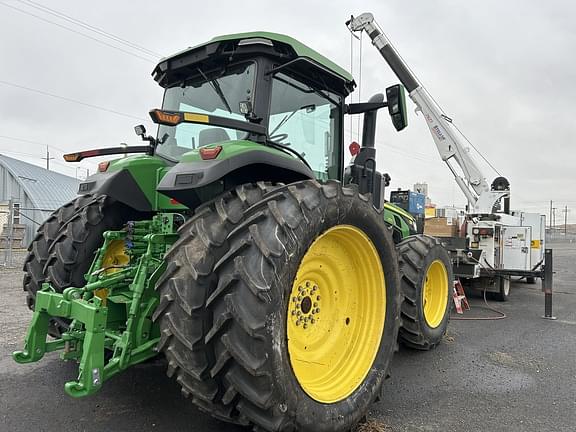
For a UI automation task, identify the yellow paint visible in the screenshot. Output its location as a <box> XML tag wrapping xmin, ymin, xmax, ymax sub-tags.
<box><xmin>422</xmin><ymin>260</ymin><xmax>449</xmax><ymax>328</ymax></box>
<box><xmin>95</xmin><ymin>240</ymin><xmax>130</xmax><ymax>303</ymax></box>
<box><xmin>531</xmin><ymin>240</ymin><xmax>541</xmax><ymax>249</ymax></box>
<box><xmin>425</xmin><ymin>207</ymin><xmax>436</xmax><ymax>218</ymax></box>
<box><xmin>286</xmin><ymin>225</ymin><xmax>386</xmax><ymax>404</ymax></box>
<box><xmin>183</xmin><ymin>113</ymin><xmax>209</xmax><ymax>123</ymax></box>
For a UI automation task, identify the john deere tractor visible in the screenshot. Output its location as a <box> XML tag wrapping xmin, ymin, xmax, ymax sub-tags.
<box><xmin>15</xmin><ymin>31</ymin><xmax>452</xmax><ymax>431</ymax></box>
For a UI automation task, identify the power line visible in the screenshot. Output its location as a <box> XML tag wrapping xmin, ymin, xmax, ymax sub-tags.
<box><xmin>0</xmin><ymin>1</ymin><xmax>157</xmax><ymax>63</ymax></box>
<box><xmin>0</xmin><ymin>148</ymin><xmax>90</xmax><ymax>175</ymax></box>
<box><xmin>0</xmin><ymin>79</ymin><xmax>151</xmax><ymax>123</ymax></box>
<box><xmin>0</xmin><ymin>135</ymin><xmax>98</xmax><ymax>168</ymax></box>
<box><xmin>15</xmin><ymin>0</ymin><xmax>163</xmax><ymax>58</ymax></box>
<box><xmin>0</xmin><ymin>134</ymin><xmax>69</xmax><ymax>154</ymax></box>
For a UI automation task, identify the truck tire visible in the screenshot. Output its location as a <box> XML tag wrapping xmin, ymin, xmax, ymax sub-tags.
<box><xmin>397</xmin><ymin>235</ymin><xmax>453</xmax><ymax>350</ymax></box>
<box><xmin>493</xmin><ymin>276</ymin><xmax>510</xmax><ymax>302</ymax></box>
<box><xmin>165</xmin><ymin>180</ymin><xmax>401</xmax><ymax>432</ymax></box>
<box><xmin>23</xmin><ymin>195</ymin><xmax>137</xmax><ymax>336</ymax></box>
<box><xmin>154</xmin><ymin>182</ymin><xmax>278</xmax><ymax>425</ymax></box>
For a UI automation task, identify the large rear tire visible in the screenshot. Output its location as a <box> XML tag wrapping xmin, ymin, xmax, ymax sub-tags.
<box><xmin>154</xmin><ymin>182</ymin><xmax>278</xmax><ymax>425</ymax></box>
<box><xmin>23</xmin><ymin>195</ymin><xmax>138</xmax><ymax>335</ymax></box>
<box><xmin>397</xmin><ymin>235</ymin><xmax>453</xmax><ymax>350</ymax></box>
<box><xmin>161</xmin><ymin>180</ymin><xmax>401</xmax><ymax>432</ymax></box>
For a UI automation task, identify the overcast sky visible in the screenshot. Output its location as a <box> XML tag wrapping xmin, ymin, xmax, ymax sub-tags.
<box><xmin>0</xmin><ymin>0</ymin><xmax>574</xmax><ymax>223</ymax></box>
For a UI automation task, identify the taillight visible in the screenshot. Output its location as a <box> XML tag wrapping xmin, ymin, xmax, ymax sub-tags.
<box><xmin>199</xmin><ymin>146</ymin><xmax>222</xmax><ymax>160</ymax></box>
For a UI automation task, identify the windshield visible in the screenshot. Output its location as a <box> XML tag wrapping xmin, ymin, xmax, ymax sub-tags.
<box><xmin>156</xmin><ymin>62</ymin><xmax>256</xmax><ymax>160</ymax></box>
<box><xmin>269</xmin><ymin>72</ymin><xmax>342</xmax><ymax>180</ymax></box>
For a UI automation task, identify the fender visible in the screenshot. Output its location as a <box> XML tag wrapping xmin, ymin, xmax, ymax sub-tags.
<box><xmin>157</xmin><ymin>147</ymin><xmax>314</xmax><ymax>208</ymax></box>
<box><xmin>77</xmin><ymin>169</ymin><xmax>154</xmax><ymax>212</ymax></box>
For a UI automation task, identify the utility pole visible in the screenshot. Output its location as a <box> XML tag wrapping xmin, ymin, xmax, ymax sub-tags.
<box><xmin>549</xmin><ymin>200</ymin><xmax>553</xmax><ymax>229</ymax></box>
<box><xmin>552</xmin><ymin>207</ymin><xmax>557</xmax><ymax>231</ymax></box>
<box><xmin>562</xmin><ymin>206</ymin><xmax>570</xmax><ymax>236</ymax></box>
<box><xmin>42</xmin><ymin>145</ymin><xmax>54</xmax><ymax>170</ymax></box>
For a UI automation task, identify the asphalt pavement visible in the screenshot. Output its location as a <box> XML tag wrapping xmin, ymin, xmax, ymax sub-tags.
<box><xmin>1</xmin><ymin>242</ymin><xmax>575</xmax><ymax>432</ymax></box>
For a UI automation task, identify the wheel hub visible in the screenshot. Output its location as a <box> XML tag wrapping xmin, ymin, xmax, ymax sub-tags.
<box><xmin>289</xmin><ymin>280</ymin><xmax>321</xmax><ymax>329</ymax></box>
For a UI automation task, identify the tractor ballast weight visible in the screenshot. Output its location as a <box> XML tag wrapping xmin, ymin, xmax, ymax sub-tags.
<box><xmin>15</xmin><ymin>26</ymin><xmax>452</xmax><ymax>432</ymax></box>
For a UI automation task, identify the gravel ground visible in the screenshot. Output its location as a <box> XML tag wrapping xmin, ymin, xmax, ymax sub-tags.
<box><xmin>0</xmin><ymin>242</ymin><xmax>574</xmax><ymax>432</ymax></box>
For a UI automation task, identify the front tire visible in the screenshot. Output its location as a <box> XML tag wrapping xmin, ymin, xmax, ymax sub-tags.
<box><xmin>397</xmin><ymin>235</ymin><xmax>453</xmax><ymax>350</ymax></box>
<box><xmin>202</xmin><ymin>180</ymin><xmax>401</xmax><ymax>431</ymax></box>
<box><xmin>23</xmin><ymin>195</ymin><xmax>138</xmax><ymax>335</ymax></box>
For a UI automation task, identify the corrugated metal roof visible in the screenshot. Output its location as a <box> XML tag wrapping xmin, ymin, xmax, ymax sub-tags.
<box><xmin>0</xmin><ymin>154</ymin><xmax>79</xmax><ymax>211</ymax></box>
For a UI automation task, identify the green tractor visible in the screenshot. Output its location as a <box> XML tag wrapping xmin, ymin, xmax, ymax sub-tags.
<box><xmin>15</xmin><ymin>31</ymin><xmax>453</xmax><ymax>431</ymax></box>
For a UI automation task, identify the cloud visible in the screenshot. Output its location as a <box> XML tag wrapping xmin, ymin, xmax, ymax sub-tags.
<box><xmin>0</xmin><ymin>0</ymin><xmax>574</xmax><ymax>221</ymax></box>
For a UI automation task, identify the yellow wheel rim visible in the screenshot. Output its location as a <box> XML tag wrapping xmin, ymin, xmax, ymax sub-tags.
<box><xmin>96</xmin><ymin>240</ymin><xmax>130</xmax><ymax>302</ymax></box>
<box><xmin>422</xmin><ymin>260</ymin><xmax>449</xmax><ymax>328</ymax></box>
<box><xmin>286</xmin><ymin>225</ymin><xmax>386</xmax><ymax>404</ymax></box>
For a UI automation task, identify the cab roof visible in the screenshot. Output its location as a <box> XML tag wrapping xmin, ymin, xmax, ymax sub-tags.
<box><xmin>153</xmin><ymin>31</ymin><xmax>355</xmax><ymax>95</ymax></box>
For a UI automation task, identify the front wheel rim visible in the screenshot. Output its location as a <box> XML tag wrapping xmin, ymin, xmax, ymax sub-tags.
<box><xmin>286</xmin><ymin>225</ymin><xmax>386</xmax><ymax>404</ymax></box>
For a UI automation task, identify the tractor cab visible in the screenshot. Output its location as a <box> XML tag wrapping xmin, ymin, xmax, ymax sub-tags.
<box><xmin>149</xmin><ymin>32</ymin><xmax>406</xmax><ymax>209</ymax></box>
<box><xmin>151</xmin><ymin>32</ymin><xmax>351</xmax><ymax>188</ymax></box>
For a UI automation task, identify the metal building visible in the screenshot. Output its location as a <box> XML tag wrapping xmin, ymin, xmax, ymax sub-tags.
<box><xmin>0</xmin><ymin>154</ymin><xmax>79</xmax><ymax>246</ymax></box>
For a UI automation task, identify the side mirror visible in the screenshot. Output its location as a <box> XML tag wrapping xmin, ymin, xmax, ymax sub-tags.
<box><xmin>134</xmin><ymin>124</ymin><xmax>146</xmax><ymax>137</ymax></box>
<box><xmin>386</xmin><ymin>84</ymin><xmax>408</xmax><ymax>131</ymax></box>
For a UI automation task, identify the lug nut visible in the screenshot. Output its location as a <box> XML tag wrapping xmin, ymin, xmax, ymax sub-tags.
<box><xmin>296</xmin><ymin>320</ymin><xmax>301</xmax><ymax>326</ymax></box>
<box><xmin>315</xmin><ymin>308</ymin><xmax>320</xmax><ymax>313</ymax></box>
<box><xmin>303</xmin><ymin>324</ymin><xmax>308</xmax><ymax>329</ymax></box>
<box><xmin>306</xmin><ymin>282</ymin><xmax>310</xmax><ymax>287</ymax></box>
<box><xmin>291</xmin><ymin>310</ymin><xmax>297</xmax><ymax>316</ymax></box>
<box><xmin>316</xmin><ymin>296</ymin><xmax>321</xmax><ymax>301</ymax></box>
<box><xmin>298</xmin><ymin>296</ymin><xmax>302</xmax><ymax>301</ymax></box>
<box><xmin>311</xmin><ymin>318</ymin><xmax>315</xmax><ymax>324</ymax></box>
<box><xmin>297</xmin><ymin>311</ymin><xmax>301</xmax><ymax>316</ymax></box>
<box><xmin>292</xmin><ymin>296</ymin><xmax>297</xmax><ymax>302</ymax></box>
<box><xmin>313</xmin><ymin>302</ymin><xmax>318</xmax><ymax>307</ymax></box>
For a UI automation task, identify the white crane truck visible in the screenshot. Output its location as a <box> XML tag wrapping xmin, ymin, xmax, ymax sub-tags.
<box><xmin>347</xmin><ymin>13</ymin><xmax>547</xmax><ymax>300</ymax></box>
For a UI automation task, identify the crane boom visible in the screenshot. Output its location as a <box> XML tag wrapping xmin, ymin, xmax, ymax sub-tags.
<box><xmin>347</xmin><ymin>13</ymin><xmax>508</xmax><ymax>214</ymax></box>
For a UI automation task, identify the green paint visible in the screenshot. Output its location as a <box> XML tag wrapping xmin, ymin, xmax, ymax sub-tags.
<box><xmin>166</xmin><ymin>31</ymin><xmax>355</xmax><ymax>84</ymax></box>
<box><xmin>107</xmin><ymin>155</ymin><xmax>167</xmax><ymax>209</ymax></box>
<box><xmin>179</xmin><ymin>139</ymin><xmax>296</xmax><ymax>163</ymax></box>
<box><xmin>213</xmin><ymin>32</ymin><xmax>353</xmax><ymax>83</ymax></box>
<box><xmin>383</xmin><ymin>202</ymin><xmax>415</xmax><ymax>239</ymax></box>
<box><xmin>13</xmin><ymin>214</ymin><xmax>178</xmax><ymax>397</ymax></box>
